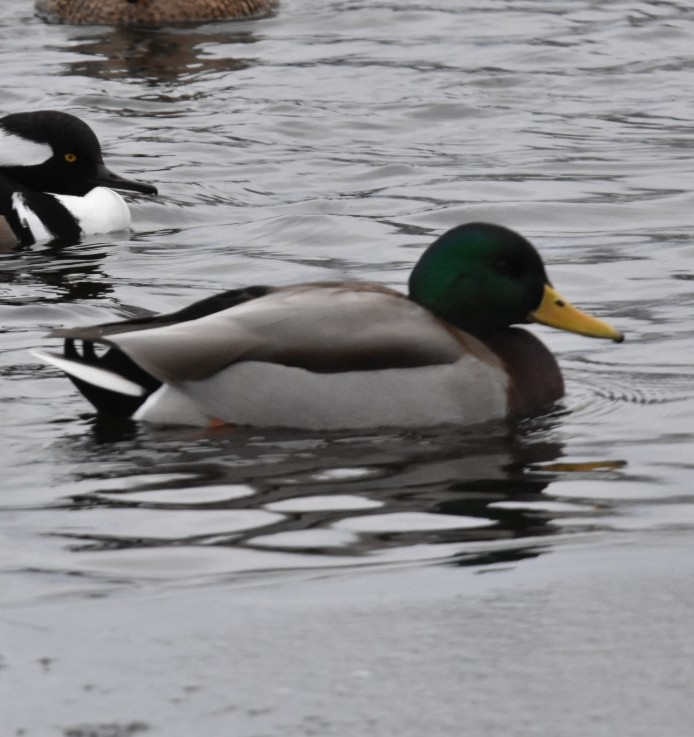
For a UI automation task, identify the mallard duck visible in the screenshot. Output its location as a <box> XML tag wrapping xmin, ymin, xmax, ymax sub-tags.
<box><xmin>36</xmin><ymin>0</ymin><xmax>277</xmax><ymax>26</ymax></box>
<box><xmin>32</xmin><ymin>223</ymin><xmax>623</xmax><ymax>429</ymax></box>
<box><xmin>0</xmin><ymin>110</ymin><xmax>157</xmax><ymax>247</ymax></box>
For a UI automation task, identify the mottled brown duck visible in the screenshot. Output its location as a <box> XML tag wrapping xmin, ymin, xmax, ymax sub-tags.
<box><xmin>36</xmin><ymin>0</ymin><xmax>277</xmax><ymax>26</ymax></box>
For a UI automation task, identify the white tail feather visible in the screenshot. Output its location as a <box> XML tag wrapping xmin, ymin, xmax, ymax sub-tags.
<box><xmin>31</xmin><ymin>349</ymin><xmax>146</xmax><ymax>397</ymax></box>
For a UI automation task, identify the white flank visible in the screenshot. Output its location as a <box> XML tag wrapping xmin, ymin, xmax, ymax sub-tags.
<box><xmin>135</xmin><ymin>359</ymin><xmax>509</xmax><ymax>429</ymax></box>
<box><xmin>31</xmin><ymin>350</ymin><xmax>146</xmax><ymax>397</ymax></box>
<box><xmin>11</xmin><ymin>192</ymin><xmax>52</xmax><ymax>242</ymax></box>
<box><xmin>0</xmin><ymin>128</ymin><xmax>52</xmax><ymax>166</ymax></box>
<box><xmin>54</xmin><ymin>187</ymin><xmax>131</xmax><ymax>235</ymax></box>
<box><xmin>133</xmin><ymin>385</ymin><xmax>214</xmax><ymax>427</ymax></box>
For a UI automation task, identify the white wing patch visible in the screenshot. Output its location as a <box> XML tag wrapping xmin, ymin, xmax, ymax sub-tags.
<box><xmin>11</xmin><ymin>192</ymin><xmax>52</xmax><ymax>242</ymax></box>
<box><xmin>53</xmin><ymin>187</ymin><xmax>131</xmax><ymax>234</ymax></box>
<box><xmin>0</xmin><ymin>128</ymin><xmax>52</xmax><ymax>166</ymax></box>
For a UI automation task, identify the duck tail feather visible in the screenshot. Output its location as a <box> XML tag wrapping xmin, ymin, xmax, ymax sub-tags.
<box><xmin>31</xmin><ymin>349</ymin><xmax>146</xmax><ymax>397</ymax></box>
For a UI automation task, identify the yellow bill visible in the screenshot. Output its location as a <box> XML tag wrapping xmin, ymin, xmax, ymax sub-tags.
<box><xmin>529</xmin><ymin>285</ymin><xmax>623</xmax><ymax>343</ymax></box>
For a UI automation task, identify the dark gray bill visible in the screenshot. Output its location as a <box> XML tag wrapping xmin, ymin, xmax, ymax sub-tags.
<box><xmin>91</xmin><ymin>164</ymin><xmax>158</xmax><ymax>195</ymax></box>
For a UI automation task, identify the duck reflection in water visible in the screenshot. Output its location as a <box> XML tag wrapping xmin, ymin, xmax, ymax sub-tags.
<box><xmin>59</xmin><ymin>26</ymin><xmax>258</xmax><ymax>84</ymax></box>
<box><xmin>1</xmin><ymin>241</ymin><xmax>115</xmax><ymax>302</ymax></box>
<box><xmin>56</xmin><ymin>417</ymin><xmax>624</xmax><ymax>572</ymax></box>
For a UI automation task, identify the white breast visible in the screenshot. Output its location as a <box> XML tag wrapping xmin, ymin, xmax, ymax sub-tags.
<box><xmin>54</xmin><ymin>187</ymin><xmax>131</xmax><ymax>235</ymax></box>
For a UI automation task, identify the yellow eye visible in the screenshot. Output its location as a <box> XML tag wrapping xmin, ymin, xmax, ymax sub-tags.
<box><xmin>64</xmin><ymin>153</ymin><xmax>77</xmax><ymax>163</ymax></box>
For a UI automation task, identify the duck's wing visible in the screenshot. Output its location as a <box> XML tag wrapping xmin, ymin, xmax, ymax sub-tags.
<box><xmin>0</xmin><ymin>173</ymin><xmax>31</xmax><ymax>244</ymax></box>
<box><xmin>0</xmin><ymin>172</ymin><xmax>81</xmax><ymax>246</ymax></box>
<box><xmin>57</xmin><ymin>283</ymin><xmax>494</xmax><ymax>385</ymax></box>
<box><xmin>52</xmin><ymin>284</ymin><xmax>275</xmax><ymax>340</ymax></box>
<box><xmin>34</xmin><ymin>285</ymin><xmax>277</xmax><ymax>417</ymax></box>
<box><xmin>35</xmin><ymin>282</ymin><xmax>510</xmax><ymax>426</ymax></box>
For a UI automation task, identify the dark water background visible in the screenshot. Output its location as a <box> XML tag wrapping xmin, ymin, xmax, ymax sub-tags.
<box><xmin>3</xmin><ymin>1</ymin><xmax>694</xmax><ymax>735</ymax></box>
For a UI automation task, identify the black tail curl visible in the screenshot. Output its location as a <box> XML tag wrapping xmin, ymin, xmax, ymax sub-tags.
<box><xmin>61</xmin><ymin>339</ymin><xmax>160</xmax><ymax>417</ymax></box>
<box><xmin>48</xmin><ymin>285</ymin><xmax>275</xmax><ymax>416</ymax></box>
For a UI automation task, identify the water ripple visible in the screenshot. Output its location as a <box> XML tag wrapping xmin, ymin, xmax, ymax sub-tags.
<box><xmin>2</xmin><ymin>0</ymin><xmax>694</xmax><ymax>599</ymax></box>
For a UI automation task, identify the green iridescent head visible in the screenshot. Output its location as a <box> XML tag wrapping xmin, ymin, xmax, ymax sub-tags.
<box><xmin>408</xmin><ymin>222</ymin><xmax>623</xmax><ymax>342</ymax></box>
<box><xmin>408</xmin><ymin>223</ymin><xmax>548</xmax><ymax>336</ymax></box>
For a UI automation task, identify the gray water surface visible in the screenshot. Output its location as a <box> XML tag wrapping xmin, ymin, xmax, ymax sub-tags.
<box><xmin>2</xmin><ymin>1</ymin><xmax>694</xmax><ymax>735</ymax></box>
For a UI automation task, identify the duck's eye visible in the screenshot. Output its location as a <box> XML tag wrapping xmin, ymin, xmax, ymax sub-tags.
<box><xmin>64</xmin><ymin>153</ymin><xmax>77</xmax><ymax>163</ymax></box>
<box><xmin>493</xmin><ymin>259</ymin><xmax>512</xmax><ymax>275</ymax></box>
